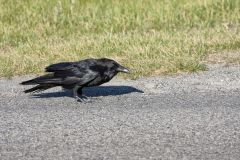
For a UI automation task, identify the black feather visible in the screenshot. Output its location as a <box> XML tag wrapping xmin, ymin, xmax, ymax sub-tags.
<box><xmin>24</xmin><ymin>84</ymin><xmax>56</xmax><ymax>93</ymax></box>
<box><xmin>21</xmin><ymin>58</ymin><xmax>129</xmax><ymax>100</ymax></box>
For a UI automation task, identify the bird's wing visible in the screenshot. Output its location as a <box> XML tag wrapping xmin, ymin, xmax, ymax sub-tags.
<box><xmin>45</xmin><ymin>59</ymin><xmax>96</xmax><ymax>72</ymax></box>
<box><xmin>43</xmin><ymin>62</ymin><xmax>99</xmax><ymax>86</ymax></box>
<box><xmin>59</xmin><ymin>69</ymin><xmax>99</xmax><ymax>86</ymax></box>
<box><xmin>45</xmin><ymin>62</ymin><xmax>74</xmax><ymax>72</ymax></box>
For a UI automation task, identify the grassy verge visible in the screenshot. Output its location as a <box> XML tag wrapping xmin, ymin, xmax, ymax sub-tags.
<box><xmin>0</xmin><ymin>0</ymin><xmax>239</xmax><ymax>78</ymax></box>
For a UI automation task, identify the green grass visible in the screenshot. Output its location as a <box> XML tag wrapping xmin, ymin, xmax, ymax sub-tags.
<box><xmin>0</xmin><ymin>0</ymin><xmax>239</xmax><ymax>78</ymax></box>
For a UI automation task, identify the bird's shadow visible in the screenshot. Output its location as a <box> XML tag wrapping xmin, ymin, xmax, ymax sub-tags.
<box><xmin>32</xmin><ymin>86</ymin><xmax>143</xmax><ymax>98</ymax></box>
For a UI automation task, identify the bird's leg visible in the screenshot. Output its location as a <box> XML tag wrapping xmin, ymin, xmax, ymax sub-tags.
<box><xmin>73</xmin><ymin>86</ymin><xmax>87</xmax><ymax>102</ymax></box>
<box><xmin>77</xmin><ymin>88</ymin><xmax>88</xmax><ymax>99</ymax></box>
<box><xmin>77</xmin><ymin>88</ymin><xmax>83</xmax><ymax>96</ymax></box>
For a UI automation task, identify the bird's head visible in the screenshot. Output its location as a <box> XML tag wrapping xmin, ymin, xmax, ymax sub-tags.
<box><xmin>100</xmin><ymin>58</ymin><xmax>129</xmax><ymax>74</ymax></box>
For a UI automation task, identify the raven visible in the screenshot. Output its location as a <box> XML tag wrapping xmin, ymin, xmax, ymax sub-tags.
<box><xmin>21</xmin><ymin>58</ymin><xmax>129</xmax><ymax>101</ymax></box>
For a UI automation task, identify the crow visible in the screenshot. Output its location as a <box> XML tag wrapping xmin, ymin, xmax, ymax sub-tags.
<box><xmin>20</xmin><ymin>58</ymin><xmax>129</xmax><ymax>101</ymax></box>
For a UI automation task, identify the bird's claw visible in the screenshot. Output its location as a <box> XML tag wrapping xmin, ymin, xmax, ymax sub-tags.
<box><xmin>75</xmin><ymin>95</ymin><xmax>90</xmax><ymax>103</ymax></box>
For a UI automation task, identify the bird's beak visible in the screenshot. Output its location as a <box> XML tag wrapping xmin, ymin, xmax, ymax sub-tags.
<box><xmin>117</xmin><ymin>66</ymin><xmax>130</xmax><ymax>73</ymax></box>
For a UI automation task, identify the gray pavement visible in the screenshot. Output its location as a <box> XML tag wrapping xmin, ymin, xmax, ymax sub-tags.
<box><xmin>0</xmin><ymin>64</ymin><xmax>240</xmax><ymax>160</ymax></box>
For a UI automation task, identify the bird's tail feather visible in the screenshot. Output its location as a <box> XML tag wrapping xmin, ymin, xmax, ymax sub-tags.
<box><xmin>21</xmin><ymin>79</ymin><xmax>36</xmax><ymax>85</ymax></box>
<box><xmin>20</xmin><ymin>74</ymin><xmax>57</xmax><ymax>85</ymax></box>
<box><xmin>24</xmin><ymin>84</ymin><xmax>56</xmax><ymax>93</ymax></box>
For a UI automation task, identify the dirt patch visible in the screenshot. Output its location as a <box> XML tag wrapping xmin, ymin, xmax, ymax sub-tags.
<box><xmin>204</xmin><ymin>50</ymin><xmax>240</xmax><ymax>64</ymax></box>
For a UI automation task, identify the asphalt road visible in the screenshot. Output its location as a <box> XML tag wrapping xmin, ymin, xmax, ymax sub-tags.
<box><xmin>0</xmin><ymin>65</ymin><xmax>240</xmax><ymax>160</ymax></box>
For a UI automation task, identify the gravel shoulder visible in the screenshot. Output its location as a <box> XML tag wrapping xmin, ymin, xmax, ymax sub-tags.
<box><xmin>0</xmin><ymin>64</ymin><xmax>240</xmax><ymax>160</ymax></box>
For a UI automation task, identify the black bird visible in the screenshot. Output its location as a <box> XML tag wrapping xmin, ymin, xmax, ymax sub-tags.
<box><xmin>21</xmin><ymin>58</ymin><xmax>129</xmax><ymax>101</ymax></box>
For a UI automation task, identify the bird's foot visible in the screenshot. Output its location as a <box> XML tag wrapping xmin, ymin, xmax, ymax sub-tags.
<box><xmin>75</xmin><ymin>95</ymin><xmax>97</xmax><ymax>103</ymax></box>
<box><xmin>75</xmin><ymin>95</ymin><xmax>88</xmax><ymax>102</ymax></box>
